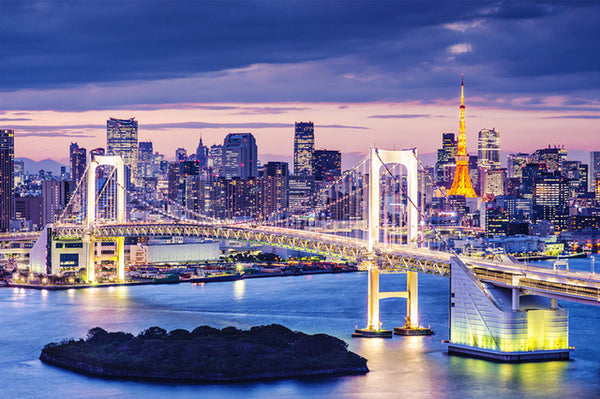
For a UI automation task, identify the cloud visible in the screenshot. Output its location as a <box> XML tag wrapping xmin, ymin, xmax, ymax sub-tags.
<box><xmin>368</xmin><ymin>114</ymin><xmax>431</xmax><ymax>119</ymax></box>
<box><xmin>541</xmin><ymin>115</ymin><xmax>600</xmax><ymax>119</ymax></box>
<box><xmin>0</xmin><ymin>117</ymin><xmax>31</xmax><ymax>121</ymax></box>
<box><xmin>447</xmin><ymin>43</ymin><xmax>472</xmax><ymax>55</ymax></box>
<box><xmin>0</xmin><ymin>1</ymin><xmax>597</xmax><ymax>112</ymax></box>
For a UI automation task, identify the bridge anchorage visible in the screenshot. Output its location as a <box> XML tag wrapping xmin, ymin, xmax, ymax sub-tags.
<box><xmin>353</xmin><ymin>148</ymin><xmax>433</xmax><ymax>338</ymax></box>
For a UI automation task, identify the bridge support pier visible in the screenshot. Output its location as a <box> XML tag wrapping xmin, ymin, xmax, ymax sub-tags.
<box><xmin>394</xmin><ymin>271</ymin><xmax>433</xmax><ymax>336</ymax></box>
<box><xmin>353</xmin><ymin>255</ymin><xmax>392</xmax><ymax>338</ymax></box>
<box><xmin>84</xmin><ymin>234</ymin><xmax>96</xmax><ymax>283</ymax></box>
<box><xmin>116</xmin><ymin>236</ymin><xmax>125</xmax><ymax>282</ymax></box>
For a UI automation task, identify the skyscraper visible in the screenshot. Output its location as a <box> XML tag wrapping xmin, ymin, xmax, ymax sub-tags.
<box><xmin>448</xmin><ymin>75</ymin><xmax>477</xmax><ymax>198</ymax></box>
<box><xmin>312</xmin><ymin>149</ymin><xmax>342</xmax><ymax>182</ymax></box>
<box><xmin>221</xmin><ymin>133</ymin><xmax>258</xmax><ymax>179</ymax></box>
<box><xmin>0</xmin><ymin>129</ymin><xmax>14</xmax><ymax>232</ymax></box>
<box><xmin>196</xmin><ymin>136</ymin><xmax>208</xmax><ymax>170</ymax></box>
<box><xmin>262</xmin><ymin>161</ymin><xmax>289</xmax><ymax>216</ymax></box>
<box><xmin>294</xmin><ymin>122</ymin><xmax>314</xmax><ymax>176</ymax></box>
<box><xmin>107</xmin><ymin>117</ymin><xmax>138</xmax><ymax>185</ymax></box>
<box><xmin>590</xmin><ymin>151</ymin><xmax>600</xmax><ymax>194</ymax></box>
<box><xmin>477</xmin><ymin>128</ymin><xmax>500</xmax><ymax>170</ymax></box>
<box><xmin>138</xmin><ymin>142</ymin><xmax>153</xmax><ymax>178</ymax></box>
<box><xmin>70</xmin><ymin>143</ymin><xmax>87</xmax><ymax>185</ymax></box>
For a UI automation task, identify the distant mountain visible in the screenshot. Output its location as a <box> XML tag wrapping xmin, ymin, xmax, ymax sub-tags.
<box><xmin>16</xmin><ymin>158</ymin><xmax>65</xmax><ymax>175</ymax></box>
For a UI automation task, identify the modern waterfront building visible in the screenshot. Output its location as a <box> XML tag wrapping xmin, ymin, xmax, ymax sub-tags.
<box><xmin>221</xmin><ymin>133</ymin><xmax>257</xmax><ymax>179</ymax></box>
<box><xmin>0</xmin><ymin>129</ymin><xmax>14</xmax><ymax>232</ymax></box>
<box><xmin>107</xmin><ymin>117</ymin><xmax>138</xmax><ymax>186</ymax></box>
<box><xmin>41</xmin><ymin>180</ymin><xmax>71</xmax><ymax>226</ymax></box>
<box><xmin>477</xmin><ymin>128</ymin><xmax>500</xmax><ymax>170</ymax></box>
<box><xmin>294</xmin><ymin>121</ymin><xmax>314</xmax><ymax>176</ymax></box>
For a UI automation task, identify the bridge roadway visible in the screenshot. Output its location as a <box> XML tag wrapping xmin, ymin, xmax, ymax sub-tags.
<box><xmin>51</xmin><ymin>221</ymin><xmax>600</xmax><ymax>305</ymax></box>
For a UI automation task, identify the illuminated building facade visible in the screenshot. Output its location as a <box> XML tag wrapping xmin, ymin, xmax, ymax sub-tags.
<box><xmin>507</xmin><ymin>152</ymin><xmax>530</xmax><ymax>178</ymax></box>
<box><xmin>591</xmin><ymin>151</ymin><xmax>600</xmax><ymax>196</ymax></box>
<box><xmin>70</xmin><ymin>143</ymin><xmax>86</xmax><ymax>186</ymax></box>
<box><xmin>449</xmin><ymin>259</ymin><xmax>570</xmax><ymax>361</ymax></box>
<box><xmin>107</xmin><ymin>117</ymin><xmax>138</xmax><ymax>186</ymax></box>
<box><xmin>138</xmin><ymin>142</ymin><xmax>153</xmax><ymax>178</ymax></box>
<box><xmin>222</xmin><ymin>133</ymin><xmax>258</xmax><ymax>179</ymax></box>
<box><xmin>0</xmin><ymin>129</ymin><xmax>14</xmax><ymax>232</ymax></box>
<box><xmin>477</xmin><ymin>128</ymin><xmax>500</xmax><ymax>170</ymax></box>
<box><xmin>294</xmin><ymin>121</ymin><xmax>314</xmax><ymax>176</ymax></box>
<box><xmin>261</xmin><ymin>162</ymin><xmax>289</xmax><ymax>216</ymax></box>
<box><xmin>448</xmin><ymin>76</ymin><xmax>477</xmax><ymax>198</ymax></box>
<box><xmin>313</xmin><ymin>149</ymin><xmax>341</xmax><ymax>182</ymax></box>
<box><xmin>532</xmin><ymin>172</ymin><xmax>569</xmax><ymax>231</ymax></box>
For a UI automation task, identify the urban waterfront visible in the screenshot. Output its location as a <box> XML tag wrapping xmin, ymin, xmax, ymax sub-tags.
<box><xmin>2</xmin><ymin>255</ymin><xmax>600</xmax><ymax>399</ymax></box>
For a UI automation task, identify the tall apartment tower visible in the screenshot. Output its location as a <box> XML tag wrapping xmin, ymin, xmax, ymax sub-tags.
<box><xmin>0</xmin><ymin>129</ymin><xmax>14</xmax><ymax>232</ymax></box>
<box><xmin>221</xmin><ymin>133</ymin><xmax>258</xmax><ymax>179</ymax></box>
<box><xmin>477</xmin><ymin>128</ymin><xmax>500</xmax><ymax>170</ymax></box>
<box><xmin>107</xmin><ymin>117</ymin><xmax>138</xmax><ymax>185</ymax></box>
<box><xmin>294</xmin><ymin>121</ymin><xmax>314</xmax><ymax>176</ymax></box>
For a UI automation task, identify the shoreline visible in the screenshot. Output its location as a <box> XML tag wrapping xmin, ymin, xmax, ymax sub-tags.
<box><xmin>3</xmin><ymin>269</ymin><xmax>359</xmax><ymax>291</ymax></box>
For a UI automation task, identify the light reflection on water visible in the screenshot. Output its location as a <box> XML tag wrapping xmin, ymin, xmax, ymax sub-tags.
<box><xmin>1</xmin><ymin>272</ymin><xmax>600</xmax><ymax>398</ymax></box>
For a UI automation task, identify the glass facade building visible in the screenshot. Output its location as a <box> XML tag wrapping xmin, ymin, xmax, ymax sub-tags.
<box><xmin>294</xmin><ymin>122</ymin><xmax>314</xmax><ymax>176</ymax></box>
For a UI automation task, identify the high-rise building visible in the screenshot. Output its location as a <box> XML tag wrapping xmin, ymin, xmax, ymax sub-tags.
<box><xmin>14</xmin><ymin>160</ymin><xmax>24</xmax><ymax>186</ymax></box>
<box><xmin>312</xmin><ymin>150</ymin><xmax>341</xmax><ymax>182</ymax></box>
<box><xmin>41</xmin><ymin>180</ymin><xmax>71</xmax><ymax>226</ymax></box>
<box><xmin>477</xmin><ymin>128</ymin><xmax>500</xmax><ymax>170</ymax></box>
<box><xmin>590</xmin><ymin>151</ymin><xmax>600</xmax><ymax>194</ymax></box>
<box><xmin>481</xmin><ymin>168</ymin><xmax>506</xmax><ymax>200</ymax></box>
<box><xmin>90</xmin><ymin>147</ymin><xmax>105</xmax><ymax>161</ymax></box>
<box><xmin>107</xmin><ymin>117</ymin><xmax>138</xmax><ymax>186</ymax></box>
<box><xmin>221</xmin><ymin>133</ymin><xmax>257</xmax><ymax>179</ymax></box>
<box><xmin>196</xmin><ymin>136</ymin><xmax>208</xmax><ymax>170</ymax></box>
<box><xmin>448</xmin><ymin>76</ymin><xmax>477</xmax><ymax>198</ymax></box>
<box><xmin>138</xmin><ymin>142</ymin><xmax>153</xmax><ymax>178</ymax></box>
<box><xmin>507</xmin><ymin>153</ymin><xmax>530</xmax><ymax>178</ymax></box>
<box><xmin>532</xmin><ymin>171</ymin><xmax>569</xmax><ymax>231</ymax></box>
<box><xmin>0</xmin><ymin>129</ymin><xmax>14</xmax><ymax>232</ymax></box>
<box><xmin>262</xmin><ymin>162</ymin><xmax>289</xmax><ymax>216</ymax></box>
<box><xmin>533</xmin><ymin>146</ymin><xmax>567</xmax><ymax>173</ymax></box>
<box><xmin>208</xmin><ymin>144</ymin><xmax>223</xmax><ymax>176</ymax></box>
<box><xmin>175</xmin><ymin>148</ymin><xmax>187</xmax><ymax>162</ymax></box>
<box><xmin>294</xmin><ymin>122</ymin><xmax>314</xmax><ymax>176</ymax></box>
<box><xmin>70</xmin><ymin>143</ymin><xmax>86</xmax><ymax>185</ymax></box>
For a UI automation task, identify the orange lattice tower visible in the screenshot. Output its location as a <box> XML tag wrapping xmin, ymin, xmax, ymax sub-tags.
<box><xmin>448</xmin><ymin>75</ymin><xmax>477</xmax><ymax>198</ymax></box>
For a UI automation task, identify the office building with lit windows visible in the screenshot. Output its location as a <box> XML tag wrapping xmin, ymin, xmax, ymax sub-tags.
<box><xmin>0</xmin><ymin>129</ymin><xmax>14</xmax><ymax>232</ymax></box>
<box><xmin>107</xmin><ymin>117</ymin><xmax>138</xmax><ymax>186</ymax></box>
<box><xmin>294</xmin><ymin>122</ymin><xmax>315</xmax><ymax>176</ymax></box>
<box><xmin>477</xmin><ymin>128</ymin><xmax>500</xmax><ymax>170</ymax></box>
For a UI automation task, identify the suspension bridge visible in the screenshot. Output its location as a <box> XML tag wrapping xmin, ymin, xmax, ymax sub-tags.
<box><xmin>14</xmin><ymin>148</ymin><xmax>600</xmax><ymax>361</ymax></box>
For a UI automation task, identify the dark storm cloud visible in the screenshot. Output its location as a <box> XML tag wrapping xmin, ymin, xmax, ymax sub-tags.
<box><xmin>0</xmin><ymin>1</ymin><xmax>598</xmax><ymax>108</ymax></box>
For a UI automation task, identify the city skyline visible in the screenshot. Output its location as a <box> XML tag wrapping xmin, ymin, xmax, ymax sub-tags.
<box><xmin>0</xmin><ymin>1</ymin><xmax>597</xmax><ymax>162</ymax></box>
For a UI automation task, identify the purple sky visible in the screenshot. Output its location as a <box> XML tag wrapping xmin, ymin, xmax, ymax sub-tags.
<box><xmin>1</xmin><ymin>1</ymin><xmax>598</xmax><ymax>163</ymax></box>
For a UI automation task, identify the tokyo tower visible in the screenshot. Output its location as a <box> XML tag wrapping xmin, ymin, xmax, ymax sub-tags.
<box><xmin>448</xmin><ymin>75</ymin><xmax>477</xmax><ymax>198</ymax></box>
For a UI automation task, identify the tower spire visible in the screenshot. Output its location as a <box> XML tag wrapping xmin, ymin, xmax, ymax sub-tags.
<box><xmin>448</xmin><ymin>74</ymin><xmax>477</xmax><ymax>198</ymax></box>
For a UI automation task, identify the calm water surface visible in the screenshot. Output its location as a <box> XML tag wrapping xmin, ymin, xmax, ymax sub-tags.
<box><xmin>2</xmin><ymin>255</ymin><xmax>600</xmax><ymax>398</ymax></box>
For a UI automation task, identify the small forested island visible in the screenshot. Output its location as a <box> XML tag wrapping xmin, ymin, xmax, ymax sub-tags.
<box><xmin>40</xmin><ymin>324</ymin><xmax>368</xmax><ymax>382</ymax></box>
